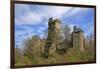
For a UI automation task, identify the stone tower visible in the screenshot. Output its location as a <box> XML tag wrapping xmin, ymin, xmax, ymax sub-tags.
<box><xmin>53</xmin><ymin>18</ymin><xmax>61</xmax><ymax>50</ymax></box>
<box><xmin>44</xmin><ymin>18</ymin><xmax>61</xmax><ymax>56</ymax></box>
<box><xmin>72</xmin><ymin>26</ymin><xmax>84</xmax><ymax>51</ymax></box>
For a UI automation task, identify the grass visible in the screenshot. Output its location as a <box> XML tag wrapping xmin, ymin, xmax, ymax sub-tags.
<box><xmin>15</xmin><ymin>47</ymin><xmax>95</xmax><ymax>66</ymax></box>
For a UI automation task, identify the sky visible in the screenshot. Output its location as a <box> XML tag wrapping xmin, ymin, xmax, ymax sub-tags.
<box><xmin>15</xmin><ymin>3</ymin><xmax>94</xmax><ymax>48</ymax></box>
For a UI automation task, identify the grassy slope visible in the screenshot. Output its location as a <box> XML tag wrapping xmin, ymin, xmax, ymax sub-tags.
<box><xmin>15</xmin><ymin>46</ymin><xmax>95</xmax><ymax>66</ymax></box>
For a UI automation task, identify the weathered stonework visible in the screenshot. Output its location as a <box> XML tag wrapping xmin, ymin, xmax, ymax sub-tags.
<box><xmin>44</xmin><ymin>18</ymin><xmax>84</xmax><ymax>57</ymax></box>
<box><xmin>44</xmin><ymin>18</ymin><xmax>61</xmax><ymax>56</ymax></box>
<box><xmin>72</xmin><ymin>26</ymin><xmax>84</xmax><ymax>51</ymax></box>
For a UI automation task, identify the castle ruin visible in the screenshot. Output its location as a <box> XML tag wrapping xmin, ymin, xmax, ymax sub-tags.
<box><xmin>44</xmin><ymin>18</ymin><xmax>84</xmax><ymax>57</ymax></box>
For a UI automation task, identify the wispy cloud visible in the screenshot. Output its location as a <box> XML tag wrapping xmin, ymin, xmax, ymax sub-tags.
<box><xmin>15</xmin><ymin>4</ymin><xmax>89</xmax><ymax>25</ymax></box>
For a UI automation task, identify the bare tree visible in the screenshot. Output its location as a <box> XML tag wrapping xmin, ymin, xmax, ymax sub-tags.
<box><xmin>63</xmin><ymin>25</ymin><xmax>71</xmax><ymax>41</ymax></box>
<box><xmin>23</xmin><ymin>35</ymin><xmax>40</xmax><ymax>59</ymax></box>
<box><xmin>84</xmin><ymin>33</ymin><xmax>95</xmax><ymax>56</ymax></box>
<box><xmin>61</xmin><ymin>25</ymin><xmax>71</xmax><ymax>53</ymax></box>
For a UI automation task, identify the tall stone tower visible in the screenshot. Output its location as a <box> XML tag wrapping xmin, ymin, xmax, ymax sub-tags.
<box><xmin>72</xmin><ymin>26</ymin><xmax>84</xmax><ymax>51</ymax></box>
<box><xmin>44</xmin><ymin>18</ymin><xmax>61</xmax><ymax>56</ymax></box>
<box><xmin>53</xmin><ymin>18</ymin><xmax>61</xmax><ymax>50</ymax></box>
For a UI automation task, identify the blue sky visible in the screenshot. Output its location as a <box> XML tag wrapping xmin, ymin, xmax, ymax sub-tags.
<box><xmin>15</xmin><ymin>4</ymin><xmax>94</xmax><ymax>48</ymax></box>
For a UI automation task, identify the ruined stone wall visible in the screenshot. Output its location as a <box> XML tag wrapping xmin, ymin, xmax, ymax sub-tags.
<box><xmin>72</xmin><ymin>30</ymin><xmax>84</xmax><ymax>51</ymax></box>
<box><xmin>79</xmin><ymin>32</ymin><xmax>84</xmax><ymax>51</ymax></box>
<box><xmin>44</xmin><ymin>18</ymin><xmax>84</xmax><ymax>57</ymax></box>
<box><xmin>44</xmin><ymin>18</ymin><xmax>61</xmax><ymax>56</ymax></box>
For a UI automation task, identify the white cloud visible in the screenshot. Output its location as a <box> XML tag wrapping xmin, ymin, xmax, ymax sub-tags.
<box><xmin>71</xmin><ymin>8</ymin><xmax>88</xmax><ymax>17</ymax></box>
<box><xmin>15</xmin><ymin>4</ymin><xmax>89</xmax><ymax>25</ymax></box>
<box><xmin>37</xmin><ymin>6</ymin><xmax>72</xmax><ymax>18</ymax></box>
<box><xmin>15</xmin><ymin>4</ymin><xmax>42</xmax><ymax>24</ymax></box>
